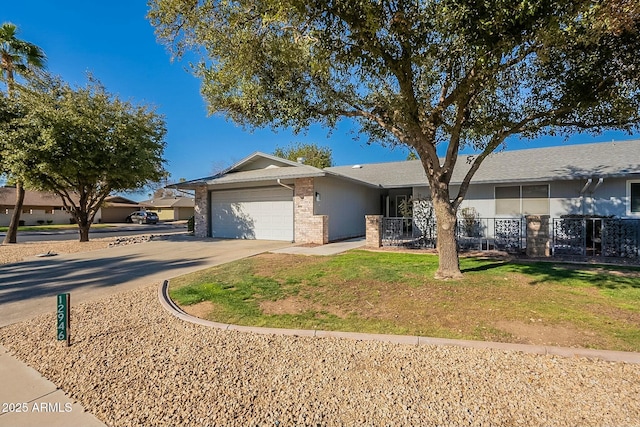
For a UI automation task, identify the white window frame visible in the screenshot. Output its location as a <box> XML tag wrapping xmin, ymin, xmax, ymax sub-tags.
<box><xmin>626</xmin><ymin>180</ymin><xmax>640</xmax><ymax>217</ymax></box>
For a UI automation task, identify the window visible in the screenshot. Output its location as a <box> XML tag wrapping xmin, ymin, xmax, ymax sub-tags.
<box><xmin>495</xmin><ymin>186</ymin><xmax>520</xmax><ymax>215</ymax></box>
<box><xmin>522</xmin><ymin>184</ymin><xmax>549</xmax><ymax>215</ymax></box>
<box><xmin>45</xmin><ymin>208</ymin><xmax>54</xmax><ymax>214</ymax></box>
<box><xmin>628</xmin><ymin>180</ymin><xmax>640</xmax><ymax>216</ymax></box>
<box><xmin>495</xmin><ymin>184</ymin><xmax>549</xmax><ymax>215</ymax></box>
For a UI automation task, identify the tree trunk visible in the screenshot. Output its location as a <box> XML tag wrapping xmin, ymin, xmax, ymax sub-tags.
<box><xmin>78</xmin><ymin>224</ymin><xmax>90</xmax><ymax>242</ymax></box>
<box><xmin>3</xmin><ymin>182</ymin><xmax>25</xmax><ymax>244</ymax></box>
<box><xmin>432</xmin><ymin>191</ymin><xmax>463</xmax><ymax>279</ymax></box>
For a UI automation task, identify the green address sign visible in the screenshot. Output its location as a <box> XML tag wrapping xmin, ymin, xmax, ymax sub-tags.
<box><xmin>56</xmin><ymin>293</ymin><xmax>70</xmax><ymax>346</ymax></box>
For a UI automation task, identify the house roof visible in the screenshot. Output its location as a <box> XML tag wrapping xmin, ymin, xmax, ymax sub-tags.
<box><xmin>177</xmin><ymin>140</ymin><xmax>640</xmax><ymax>191</ymax></box>
<box><xmin>140</xmin><ymin>196</ymin><xmax>195</xmax><ymax>208</ymax></box>
<box><xmin>0</xmin><ymin>187</ymin><xmax>67</xmax><ymax>207</ymax></box>
<box><xmin>327</xmin><ymin>140</ymin><xmax>640</xmax><ymax>187</ymax></box>
<box><xmin>176</xmin><ymin>151</ymin><xmax>326</xmax><ymax>189</ymax></box>
<box><xmin>104</xmin><ymin>196</ymin><xmax>140</xmax><ymax>205</ymax></box>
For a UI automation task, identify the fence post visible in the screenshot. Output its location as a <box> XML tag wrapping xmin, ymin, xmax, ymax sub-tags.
<box><xmin>526</xmin><ymin>215</ymin><xmax>550</xmax><ymax>257</ymax></box>
<box><xmin>366</xmin><ymin>215</ymin><xmax>383</xmax><ymax>248</ymax></box>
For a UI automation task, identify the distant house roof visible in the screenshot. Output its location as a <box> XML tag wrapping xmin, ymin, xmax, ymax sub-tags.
<box><xmin>102</xmin><ymin>195</ymin><xmax>142</xmax><ymax>209</ymax></box>
<box><xmin>0</xmin><ymin>188</ymin><xmax>68</xmax><ymax>207</ymax></box>
<box><xmin>140</xmin><ymin>196</ymin><xmax>195</xmax><ymax>209</ymax></box>
<box><xmin>327</xmin><ymin>140</ymin><xmax>640</xmax><ymax>188</ymax></box>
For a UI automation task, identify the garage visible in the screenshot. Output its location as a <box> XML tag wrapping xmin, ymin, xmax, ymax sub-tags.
<box><xmin>210</xmin><ymin>187</ymin><xmax>294</xmax><ymax>241</ymax></box>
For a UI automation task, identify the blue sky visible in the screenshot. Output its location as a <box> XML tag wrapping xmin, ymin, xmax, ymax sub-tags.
<box><xmin>4</xmin><ymin>2</ymin><xmax>638</xmax><ymax>199</ymax></box>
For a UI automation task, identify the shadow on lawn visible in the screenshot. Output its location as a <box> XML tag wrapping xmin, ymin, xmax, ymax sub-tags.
<box><xmin>508</xmin><ymin>261</ymin><xmax>640</xmax><ymax>290</ymax></box>
<box><xmin>458</xmin><ymin>255</ymin><xmax>640</xmax><ymax>290</ymax></box>
<box><xmin>460</xmin><ymin>261</ymin><xmax>508</xmax><ymax>274</ymax></box>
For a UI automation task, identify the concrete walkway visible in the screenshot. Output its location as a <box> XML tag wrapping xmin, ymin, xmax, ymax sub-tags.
<box><xmin>0</xmin><ymin>236</ymin><xmax>292</xmax><ymax>327</ymax></box>
<box><xmin>0</xmin><ymin>237</ymin><xmax>293</xmax><ymax>427</ymax></box>
<box><xmin>271</xmin><ymin>237</ymin><xmax>365</xmax><ymax>255</ymax></box>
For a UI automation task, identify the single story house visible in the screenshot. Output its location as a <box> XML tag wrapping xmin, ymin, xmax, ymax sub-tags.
<box><xmin>176</xmin><ymin>140</ymin><xmax>640</xmax><ymax>244</ymax></box>
<box><xmin>140</xmin><ymin>196</ymin><xmax>195</xmax><ymax>221</ymax></box>
<box><xmin>99</xmin><ymin>196</ymin><xmax>145</xmax><ymax>223</ymax></box>
<box><xmin>0</xmin><ymin>191</ymin><xmax>149</xmax><ymax>226</ymax></box>
<box><xmin>0</xmin><ymin>188</ymin><xmax>72</xmax><ymax>226</ymax></box>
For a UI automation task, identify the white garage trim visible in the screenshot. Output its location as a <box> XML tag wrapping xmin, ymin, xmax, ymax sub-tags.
<box><xmin>210</xmin><ymin>187</ymin><xmax>294</xmax><ymax>241</ymax></box>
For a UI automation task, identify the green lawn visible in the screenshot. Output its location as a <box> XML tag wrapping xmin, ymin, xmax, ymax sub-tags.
<box><xmin>169</xmin><ymin>250</ymin><xmax>640</xmax><ymax>351</ymax></box>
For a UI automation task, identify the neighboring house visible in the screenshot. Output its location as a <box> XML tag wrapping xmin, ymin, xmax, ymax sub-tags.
<box><xmin>100</xmin><ymin>196</ymin><xmax>145</xmax><ymax>223</ymax></box>
<box><xmin>177</xmin><ymin>140</ymin><xmax>640</xmax><ymax>244</ymax></box>
<box><xmin>0</xmin><ymin>188</ymin><xmax>72</xmax><ymax>226</ymax></box>
<box><xmin>0</xmin><ymin>190</ymin><xmax>149</xmax><ymax>226</ymax></box>
<box><xmin>140</xmin><ymin>196</ymin><xmax>195</xmax><ymax>221</ymax></box>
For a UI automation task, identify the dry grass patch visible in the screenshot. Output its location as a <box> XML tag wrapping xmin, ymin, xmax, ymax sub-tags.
<box><xmin>170</xmin><ymin>250</ymin><xmax>640</xmax><ymax>351</ymax></box>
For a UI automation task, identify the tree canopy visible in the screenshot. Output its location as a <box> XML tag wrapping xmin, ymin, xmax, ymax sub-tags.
<box><xmin>273</xmin><ymin>142</ymin><xmax>333</xmax><ymax>168</ymax></box>
<box><xmin>0</xmin><ymin>75</ymin><xmax>167</xmax><ymax>241</ymax></box>
<box><xmin>0</xmin><ymin>22</ymin><xmax>45</xmax><ymax>94</ymax></box>
<box><xmin>0</xmin><ymin>21</ymin><xmax>46</xmax><ymax>243</ymax></box>
<box><xmin>149</xmin><ymin>0</ymin><xmax>640</xmax><ymax>278</ymax></box>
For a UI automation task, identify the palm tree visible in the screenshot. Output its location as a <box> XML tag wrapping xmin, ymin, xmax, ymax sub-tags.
<box><xmin>0</xmin><ymin>22</ymin><xmax>46</xmax><ymax>244</ymax></box>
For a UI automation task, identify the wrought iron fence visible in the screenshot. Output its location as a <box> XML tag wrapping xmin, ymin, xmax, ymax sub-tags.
<box><xmin>381</xmin><ymin>215</ymin><xmax>640</xmax><ymax>262</ymax></box>
<box><xmin>382</xmin><ymin>216</ymin><xmax>524</xmax><ymax>253</ymax></box>
<box><xmin>382</xmin><ymin>217</ymin><xmax>437</xmax><ymax>248</ymax></box>
<box><xmin>552</xmin><ymin>217</ymin><xmax>640</xmax><ymax>259</ymax></box>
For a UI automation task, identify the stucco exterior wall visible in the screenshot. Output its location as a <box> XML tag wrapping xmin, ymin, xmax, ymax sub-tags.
<box><xmin>314</xmin><ymin>176</ymin><xmax>380</xmax><ymax>241</ymax></box>
<box><xmin>415</xmin><ymin>177</ymin><xmax>634</xmax><ymax>219</ymax></box>
<box><xmin>0</xmin><ymin>208</ymin><xmax>72</xmax><ymax>227</ymax></box>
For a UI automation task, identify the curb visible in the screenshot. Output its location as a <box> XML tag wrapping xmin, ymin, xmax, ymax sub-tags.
<box><xmin>159</xmin><ymin>280</ymin><xmax>640</xmax><ymax>365</ymax></box>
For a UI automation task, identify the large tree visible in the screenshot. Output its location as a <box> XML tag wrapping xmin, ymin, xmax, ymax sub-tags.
<box><xmin>0</xmin><ymin>75</ymin><xmax>167</xmax><ymax>241</ymax></box>
<box><xmin>149</xmin><ymin>0</ymin><xmax>640</xmax><ymax>278</ymax></box>
<box><xmin>274</xmin><ymin>142</ymin><xmax>333</xmax><ymax>168</ymax></box>
<box><xmin>0</xmin><ymin>22</ymin><xmax>45</xmax><ymax>244</ymax></box>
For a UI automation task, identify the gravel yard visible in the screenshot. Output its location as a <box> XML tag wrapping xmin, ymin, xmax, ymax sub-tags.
<box><xmin>1</xmin><ymin>281</ymin><xmax>639</xmax><ymax>426</ymax></box>
<box><xmin>0</xmin><ymin>238</ymin><xmax>114</xmax><ymax>265</ymax></box>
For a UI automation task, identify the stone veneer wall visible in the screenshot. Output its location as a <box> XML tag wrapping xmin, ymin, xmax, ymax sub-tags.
<box><xmin>294</xmin><ymin>177</ymin><xmax>328</xmax><ymax>244</ymax></box>
<box><xmin>365</xmin><ymin>215</ymin><xmax>383</xmax><ymax>248</ymax></box>
<box><xmin>194</xmin><ymin>185</ymin><xmax>209</xmax><ymax>238</ymax></box>
<box><xmin>526</xmin><ymin>215</ymin><xmax>550</xmax><ymax>257</ymax></box>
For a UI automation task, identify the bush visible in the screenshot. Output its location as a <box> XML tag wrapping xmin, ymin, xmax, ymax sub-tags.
<box><xmin>37</xmin><ymin>220</ymin><xmax>45</xmax><ymax>225</ymax></box>
<box><xmin>46</xmin><ymin>220</ymin><xmax>53</xmax><ymax>224</ymax></box>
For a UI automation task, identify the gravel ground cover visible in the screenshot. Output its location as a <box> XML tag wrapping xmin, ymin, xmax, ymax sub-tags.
<box><xmin>1</xmin><ymin>282</ymin><xmax>639</xmax><ymax>426</ymax></box>
<box><xmin>0</xmin><ymin>238</ymin><xmax>114</xmax><ymax>265</ymax></box>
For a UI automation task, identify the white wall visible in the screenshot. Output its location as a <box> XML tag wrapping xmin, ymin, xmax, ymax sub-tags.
<box><xmin>414</xmin><ymin>177</ymin><xmax>633</xmax><ymax>218</ymax></box>
<box><xmin>314</xmin><ymin>176</ymin><xmax>380</xmax><ymax>241</ymax></box>
<box><xmin>0</xmin><ymin>209</ymin><xmax>72</xmax><ymax>227</ymax></box>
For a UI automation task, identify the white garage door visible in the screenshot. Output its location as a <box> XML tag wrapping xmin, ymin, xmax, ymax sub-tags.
<box><xmin>211</xmin><ymin>187</ymin><xmax>293</xmax><ymax>241</ymax></box>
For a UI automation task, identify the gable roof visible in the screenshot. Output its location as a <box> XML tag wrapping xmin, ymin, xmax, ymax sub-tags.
<box><xmin>140</xmin><ymin>196</ymin><xmax>195</xmax><ymax>208</ymax></box>
<box><xmin>327</xmin><ymin>140</ymin><xmax>640</xmax><ymax>188</ymax></box>
<box><xmin>104</xmin><ymin>195</ymin><xmax>140</xmax><ymax>205</ymax></box>
<box><xmin>176</xmin><ymin>151</ymin><xmax>326</xmax><ymax>189</ymax></box>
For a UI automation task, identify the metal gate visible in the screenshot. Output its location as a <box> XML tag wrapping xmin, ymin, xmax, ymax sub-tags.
<box><xmin>552</xmin><ymin>218</ymin><xmax>640</xmax><ymax>259</ymax></box>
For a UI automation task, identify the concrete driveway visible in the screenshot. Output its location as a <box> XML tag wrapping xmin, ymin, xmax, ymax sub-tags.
<box><xmin>0</xmin><ymin>236</ymin><xmax>292</xmax><ymax>327</ymax></box>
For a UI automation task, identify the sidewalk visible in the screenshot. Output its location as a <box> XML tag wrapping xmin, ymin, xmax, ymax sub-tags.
<box><xmin>271</xmin><ymin>238</ymin><xmax>365</xmax><ymax>255</ymax></box>
<box><xmin>0</xmin><ymin>345</ymin><xmax>105</xmax><ymax>427</ymax></box>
